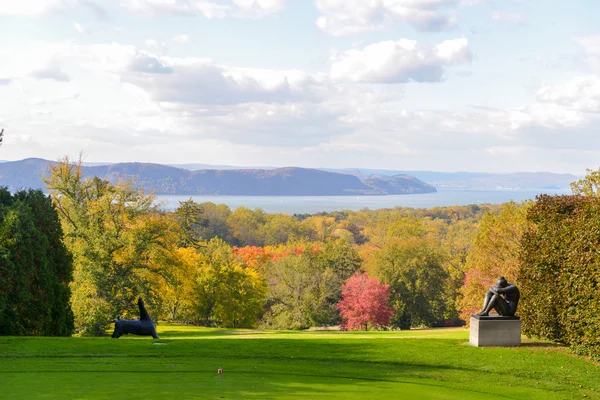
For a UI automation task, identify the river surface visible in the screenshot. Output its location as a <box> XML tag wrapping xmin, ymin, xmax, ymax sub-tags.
<box><xmin>155</xmin><ymin>189</ymin><xmax>570</xmax><ymax>214</ymax></box>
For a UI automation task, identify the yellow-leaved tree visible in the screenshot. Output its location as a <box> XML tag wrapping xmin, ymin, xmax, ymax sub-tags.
<box><xmin>44</xmin><ymin>156</ymin><xmax>180</xmax><ymax>335</ymax></box>
<box><xmin>457</xmin><ymin>201</ymin><xmax>532</xmax><ymax>322</ymax></box>
<box><xmin>193</xmin><ymin>238</ymin><xmax>267</xmax><ymax>328</ymax></box>
<box><xmin>157</xmin><ymin>247</ymin><xmax>202</xmax><ymax>322</ymax></box>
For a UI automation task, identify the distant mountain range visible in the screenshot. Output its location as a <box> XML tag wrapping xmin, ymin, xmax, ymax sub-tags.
<box><xmin>322</xmin><ymin>169</ymin><xmax>578</xmax><ymax>191</ymax></box>
<box><xmin>162</xmin><ymin>164</ymin><xmax>578</xmax><ymax>190</ymax></box>
<box><xmin>0</xmin><ymin>158</ymin><xmax>578</xmax><ymax>195</ymax></box>
<box><xmin>0</xmin><ymin>158</ymin><xmax>436</xmax><ymax>196</ymax></box>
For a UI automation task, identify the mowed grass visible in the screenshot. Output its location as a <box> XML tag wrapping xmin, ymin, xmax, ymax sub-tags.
<box><xmin>1</xmin><ymin>324</ymin><xmax>599</xmax><ymax>399</ymax></box>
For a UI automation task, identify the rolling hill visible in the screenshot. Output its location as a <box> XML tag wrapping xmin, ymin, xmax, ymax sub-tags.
<box><xmin>0</xmin><ymin>158</ymin><xmax>436</xmax><ymax>196</ymax></box>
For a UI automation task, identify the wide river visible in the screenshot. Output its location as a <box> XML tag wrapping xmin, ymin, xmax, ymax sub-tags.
<box><xmin>155</xmin><ymin>189</ymin><xmax>570</xmax><ymax>214</ymax></box>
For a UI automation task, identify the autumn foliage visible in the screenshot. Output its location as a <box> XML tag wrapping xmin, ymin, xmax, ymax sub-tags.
<box><xmin>233</xmin><ymin>246</ymin><xmax>276</xmax><ymax>269</ymax></box>
<box><xmin>337</xmin><ymin>273</ymin><xmax>393</xmax><ymax>331</ymax></box>
<box><xmin>11</xmin><ymin>152</ymin><xmax>600</xmax><ymax>352</ymax></box>
<box><xmin>2</xmin><ymin>156</ymin><xmax>514</xmax><ymax>336</ymax></box>
<box><xmin>457</xmin><ymin>202</ymin><xmax>530</xmax><ymax>322</ymax></box>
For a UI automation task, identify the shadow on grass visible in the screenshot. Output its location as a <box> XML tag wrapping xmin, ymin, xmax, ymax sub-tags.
<box><xmin>1</xmin><ymin>334</ymin><xmax>591</xmax><ymax>400</ymax></box>
<box><xmin>519</xmin><ymin>341</ymin><xmax>565</xmax><ymax>348</ymax></box>
<box><xmin>0</xmin><ymin>361</ymin><xmax>474</xmax><ymax>376</ymax></box>
<box><xmin>0</xmin><ymin>368</ymin><xmax>504</xmax><ymax>400</ymax></box>
<box><xmin>158</xmin><ymin>329</ymin><xmax>301</xmax><ymax>338</ymax></box>
<box><xmin>0</xmin><ymin>337</ymin><xmax>487</xmax><ymax>377</ymax></box>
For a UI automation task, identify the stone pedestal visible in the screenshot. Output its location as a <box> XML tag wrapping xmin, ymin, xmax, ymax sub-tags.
<box><xmin>469</xmin><ymin>315</ymin><xmax>521</xmax><ymax>347</ymax></box>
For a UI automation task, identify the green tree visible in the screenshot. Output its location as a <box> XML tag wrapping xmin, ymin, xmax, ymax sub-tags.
<box><xmin>299</xmin><ymin>215</ymin><xmax>336</xmax><ymax>242</ymax></box>
<box><xmin>331</xmin><ymin>228</ymin><xmax>355</xmax><ymax>245</ymax></box>
<box><xmin>370</xmin><ymin>237</ymin><xmax>448</xmax><ymax>329</ymax></box>
<box><xmin>261</xmin><ymin>213</ymin><xmax>303</xmax><ymax>246</ymax></box>
<box><xmin>197</xmin><ymin>202</ymin><xmax>233</xmax><ymax>243</ymax></box>
<box><xmin>44</xmin><ymin>157</ymin><xmax>178</xmax><ymax>335</ymax></box>
<box><xmin>571</xmin><ymin>168</ymin><xmax>600</xmax><ymax>196</ymax></box>
<box><xmin>316</xmin><ymin>238</ymin><xmax>362</xmax><ymax>281</ymax></box>
<box><xmin>437</xmin><ymin>220</ymin><xmax>479</xmax><ymax>320</ymax></box>
<box><xmin>0</xmin><ymin>188</ymin><xmax>74</xmax><ymax>336</ymax></box>
<box><xmin>262</xmin><ymin>251</ymin><xmax>340</xmax><ymax>330</ymax></box>
<box><xmin>175</xmin><ymin>199</ymin><xmax>206</xmax><ymax>248</ymax></box>
<box><xmin>227</xmin><ymin>207</ymin><xmax>265</xmax><ymax>246</ymax></box>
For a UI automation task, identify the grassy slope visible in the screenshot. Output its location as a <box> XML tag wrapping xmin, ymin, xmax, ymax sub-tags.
<box><xmin>1</xmin><ymin>324</ymin><xmax>599</xmax><ymax>399</ymax></box>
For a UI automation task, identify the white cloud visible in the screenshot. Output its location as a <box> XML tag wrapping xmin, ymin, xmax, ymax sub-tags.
<box><xmin>172</xmin><ymin>34</ymin><xmax>189</xmax><ymax>44</ymax></box>
<box><xmin>0</xmin><ymin>41</ymin><xmax>323</xmax><ymax>105</ymax></box>
<box><xmin>574</xmin><ymin>35</ymin><xmax>600</xmax><ymax>55</ymax></box>
<box><xmin>162</xmin><ymin>101</ymin><xmax>352</xmax><ymax>147</ymax></box>
<box><xmin>30</xmin><ymin>60</ymin><xmax>71</xmax><ymax>82</ymax></box>
<box><xmin>143</xmin><ymin>39</ymin><xmax>169</xmax><ymax>54</ymax></box>
<box><xmin>231</xmin><ymin>0</ymin><xmax>286</xmax><ymax>16</ymax></box>
<box><xmin>0</xmin><ymin>0</ymin><xmax>108</xmax><ymax>19</ymax></box>
<box><xmin>484</xmin><ymin>146</ymin><xmax>524</xmax><ymax>155</ymax></box>
<box><xmin>124</xmin><ymin>60</ymin><xmax>325</xmax><ymax>105</ymax></box>
<box><xmin>574</xmin><ymin>35</ymin><xmax>600</xmax><ymax>71</ymax></box>
<box><xmin>330</xmin><ymin>38</ymin><xmax>471</xmax><ymax>83</ymax></box>
<box><xmin>536</xmin><ymin>76</ymin><xmax>600</xmax><ymax>114</ymax></box>
<box><xmin>491</xmin><ymin>11</ymin><xmax>524</xmax><ymax>24</ymax></box>
<box><xmin>0</xmin><ymin>0</ymin><xmax>65</xmax><ymax>15</ymax></box>
<box><xmin>314</xmin><ymin>0</ymin><xmax>459</xmax><ymax>36</ymax></box>
<box><xmin>129</xmin><ymin>52</ymin><xmax>173</xmax><ymax>74</ymax></box>
<box><xmin>74</xmin><ymin>22</ymin><xmax>89</xmax><ymax>34</ymax></box>
<box><xmin>0</xmin><ymin>40</ymin><xmax>338</xmax><ymax>151</ymax></box>
<box><xmin>1</xmin><ymin>36</ymin><xmax>599</xmax><ymax>173</ymax></box>
<box><xmin>121</xmin><ymin>0</ymin><xmax>287</xmax><ymax>18</ymax></box>
<box><xmin>121</xmin><ymin>0</ymin><xmax>197</xmax><ymax>14</ymax></box>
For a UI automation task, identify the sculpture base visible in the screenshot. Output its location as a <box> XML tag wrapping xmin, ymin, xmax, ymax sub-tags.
<box><xmin>469</xmin><ymin>315</ymin><xmax>521</xmax><ymax>347</ymax></box>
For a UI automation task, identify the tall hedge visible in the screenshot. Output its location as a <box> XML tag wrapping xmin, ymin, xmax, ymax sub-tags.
<box><xmin>520</xmin><ymin>194</ymin><xmax>600</xmax><ymax>359</ymax></box>
<box><xmin>0</xmin><ymin>188</ymin><xmax>74</xmax><ymax>336</ymax></box>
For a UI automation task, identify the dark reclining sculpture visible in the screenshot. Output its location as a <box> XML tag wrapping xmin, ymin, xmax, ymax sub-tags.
<box><xmin>112</xmin><ymin>297</ymin><xmax>159</xmax><ymax>339</ymax></box>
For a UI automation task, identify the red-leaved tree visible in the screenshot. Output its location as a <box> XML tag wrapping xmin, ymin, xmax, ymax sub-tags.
<box><xmin>337</xmin><ymin>273</ymin><xmax>393</xmax><ymax>331</ymax></box>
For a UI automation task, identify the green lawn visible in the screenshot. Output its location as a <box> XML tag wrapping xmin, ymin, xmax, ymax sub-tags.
<box><xmin>1</xmin><ymin>324</ymin><xmax>599</xmax><ymax>399</ymax></box>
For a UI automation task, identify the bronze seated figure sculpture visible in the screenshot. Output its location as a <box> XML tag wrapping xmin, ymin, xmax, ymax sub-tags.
<box><xmin>475</xmin><ymin>276</ymin><xmax>520</xmax><ymax>317</ymax></box>
<box><xmin>112</xmin><ymin>297</ymin><xmax>159</xmax><ymax>339</ymax></box>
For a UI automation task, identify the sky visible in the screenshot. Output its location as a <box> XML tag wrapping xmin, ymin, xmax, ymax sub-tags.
<box><xmin>0</xmin><ymin>0</ymin><xmax>599</xmax><ymax>173</ymax></box>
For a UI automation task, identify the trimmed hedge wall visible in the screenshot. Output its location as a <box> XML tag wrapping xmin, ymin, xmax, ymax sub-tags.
<box><xmin>520</xmin><ymin>194</ymin><xmax>600</xmax><ymax>359</ymax></box>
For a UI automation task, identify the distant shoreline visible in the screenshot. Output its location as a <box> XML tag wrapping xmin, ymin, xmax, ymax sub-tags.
<box><xmin>155</xmin><ymin>188</ymin><xmax>571</xmax><ymax>214</ymax></box>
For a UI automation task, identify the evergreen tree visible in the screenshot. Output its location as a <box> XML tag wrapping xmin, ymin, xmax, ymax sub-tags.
<box><xmin>0</xmin><ymin>188</ymin><xmax>74</xmax><ymax>336</ymax></box>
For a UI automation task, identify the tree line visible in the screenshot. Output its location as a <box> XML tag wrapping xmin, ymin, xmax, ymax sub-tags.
<box><xmin>23</xmin><ymin>156</ymin><xmax>496</xmax><ymax>335</ymax></box>
<box><xmin>4</xmin><ymin>154</ymin><xmax>599</xmax><ymax>357</ymax></box>
<box><xmin>458</xmin><ymin>170</ymin><xmax>600</xmax><ymax>361</ymax></box>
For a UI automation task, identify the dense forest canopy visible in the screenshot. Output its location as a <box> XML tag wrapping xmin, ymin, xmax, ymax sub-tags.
<box><xmin>35</xmin><ymin>157</ymin><xmax>498</xmax><ymax>333</ymax></box>
<box><xmin>3</xmin><ymin>155</ymin><xmax>600</xmax><ymax>363</ymax></box>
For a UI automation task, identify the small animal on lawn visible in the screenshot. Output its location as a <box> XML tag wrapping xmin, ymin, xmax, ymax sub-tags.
<box><xmin>112</xmin><ymin>297</ymin><xmax>159</xmax><ymax>339</ymax></box>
